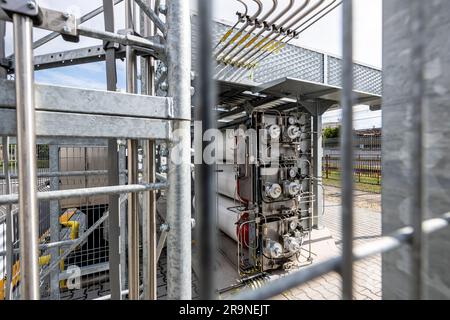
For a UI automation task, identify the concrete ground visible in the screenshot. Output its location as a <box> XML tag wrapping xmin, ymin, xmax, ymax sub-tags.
<box><xmin>273</xmin><ymin>185</ymin><xmax>382</xmax><ymax>300</ymax></box>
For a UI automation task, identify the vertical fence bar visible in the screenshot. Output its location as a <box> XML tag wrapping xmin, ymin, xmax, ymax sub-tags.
<box><xmin>141</xmin><ymin>0</ymin><xmax>157</xmax><ymax>300</ymax></box>
<box><xmin>118</xmin><ymin>141</ymin><xmax>127</xmax><ymax>291</ymax></box>
<box><xmin>340</xmin><ymin>0</ymin><xmax>354</xmax><ymax>300</ymax></box>
<box><xmin>12</xmin><ymin>13</ymin><xmax>40</xmax><ymax>300</ymax></box>
<box><xmin>0</xmin><ymin>20</ymin><xmax>5</xmax><ymax>79</ymax></box>
<box><xmin>103</xmin><ymin>0</ymin><xmax>122</xmax><ymax>300</ymax></box>
<box><xmin>127</xmin><ymin>140</ymin><xmax>140</xmax><ymax>299</ymax></box>
<box><xmin>410</xmin><ymin>0</ymin><xmax>425</xmax><ymax>300</ymax></box>
<box><xmin>166</xmin><ymin>0</ymin><xmax>192</xmax><ymax>300</ymax></box>
<box><xmin>0</xmin><ymin>19</ymin><xmax>11</xmax><ymax>300</ymax></box>
<box><xmin>125</xmin><ymin>0</ymin><xmax>140</xmax><ymax>301</ymax></box>
<box><xmin>2</xmin><ymin>136</ymin><xmax>13</xmax><ymax>300</ymax></box>
<box><xmin>196</xmin><ymin>0</ymin><xmax>218</xmax><ymax>300</ymax></box>
<box><xmin>49</xmin><ymin>145</ymin><xmax>60</xmax><ymax>299</ymax></box>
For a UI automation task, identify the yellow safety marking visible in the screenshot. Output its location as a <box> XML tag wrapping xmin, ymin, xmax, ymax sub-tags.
<box><xmin>237</xmin><ymin>33</ymin><xmax>250</xmax><ymax>46</ymax></box>
<box><xmin>245</xmin><ymin>36</ymin><xmax>258</xmax><ymax>48</ymax></box>
<box><xmin>229</xmin><ymin>31</ymin><xmax>243</xmax><ymax>45</ymax></box>
<box><xmin>220</xmin><ymin>29</ymin><xmax>233</xmax><ymax>43</ymax></box>
<box><xmin>59</xmin><ymin>208</ymin><xmax>77</xmax><ymax>224</ymax></box>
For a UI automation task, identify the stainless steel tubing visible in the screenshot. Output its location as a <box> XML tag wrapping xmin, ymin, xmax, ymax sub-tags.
<box><xmin>219</xmin><ymin>0</ymin><xmax>278</xmax><ymax>60</ymax></box>
<box><xmin>0</xmin><ymin>183</ymin><xmax>167</xmax><ymax>206</ymax></box>
<box><xmin>214</xmin><ymin>0</ymin><xmax>263</xmax><ymax>57</ymax></box>
<box><xmin>235</xmin><ymin>0</ymin><xmax>327</xmax><ymax>67</ymax></box>
<box><xmin>166</xmin><ymin>0</ymin><xmax>192</xmax><ymax>300</ymax></box>
<box><xmin>341</xmin><ymin>0</ymin><xmax>354</xmax><ymax>300</ymax></box>
<box><xmin>230</xmin><ymin>212</ymin><xmax>450</xmax><ymax>300</ymax></box>
<box><xmin>230</xmin><ymin>0</ymin><xmax>311</xmax><ymax>64</ymax></box>
<box><xmin>13</xmin><ymin>13</ymin><xmax>40</xmax><ymax>300</ymax></box>
<box><xmin>223</xmin><ymin>0</ymin><xmax>295</xmax><ymax>62</ymax></box>
<box><xmin>245</xmin><ymin>0</ymin><xmax>341</xmax><ymax>68</ymax></box>
<box><xmin>233</xmin><ymin>0</ymin><xmax>339</xmax><ymax>80</ymax></box>
<box><xmin>214</xmin><ymin>0</ymin><xmax>248</xmax><ymax>50</ymax></box>
<box><xmin>197</xmin><ymin>0</ymin><xmax>218</xmax><ymax>300</ymax></box>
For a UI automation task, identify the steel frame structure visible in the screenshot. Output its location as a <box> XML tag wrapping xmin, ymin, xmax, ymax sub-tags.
<box><xmin>0</xmin><ymin>0</ymin><xmax>445</xmax><ymax>301</ymax></box>
<box><xmin>0</xmin><ymin>0</ymin><xmax>190</xmax><ymax>300</ymax></box>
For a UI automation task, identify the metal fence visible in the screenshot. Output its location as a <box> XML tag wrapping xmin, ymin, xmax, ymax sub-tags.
<box><xmin>0</xmin><ymin>0</ymin><xmax>448</xmax><ymax>302</ymax></box>
<box><xmin>323</xmin><ymin>135</ymin><xmax>382</xmax><ymax>186</ymax></box>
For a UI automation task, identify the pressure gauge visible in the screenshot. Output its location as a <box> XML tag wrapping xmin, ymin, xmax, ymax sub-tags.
<box><xmin>288</xmin><ymin>167</ymin><xmax>298</xmax><ymax>179</ymax></box>
<box><xmin>286</xmin><ymin>181</ymin><xmax>300</xmax><ymax>196</ymax></box>
<box><xmin>288</xmin><ymin>116</ymin><xmax>297</xmax><ymax>125</ymax></box>
<box><xmin>266</xmin><ymin>240</ymin><xmax>283</xmax><ymax>259</ymax></box>
<box><xmin>267</xmin><ymin>124</ymin><xmax>281</xmax><ymax>140</ymax></box>
<box><xmin>289</xmin><ymin>220</ymin><xmax>298</xmax><ymax>231</ymax></box>
<box><xmin>287</xmin><ymin>126</ymin><xmax>300</xmax><ymax>139</ymax></box>
<box><xmin>265</xmin><ymin>183</ymin><xmax>282</xmax><ymax>199</ymax></box>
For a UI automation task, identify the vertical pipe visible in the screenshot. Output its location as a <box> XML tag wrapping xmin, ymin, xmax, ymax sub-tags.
<box><xmin>166</xmin><ymin>0</ymin><xmax>192</xmax><ymax>300</ymax></box>
<box><xmin>127</xmin><ymin>139</ymin><xmax>140</xmax><ymax>300</ymax></box>
<box><xmin>2</xmin><ymin>136</ymin><xmax>13</xmax><ymax>300</ymax></box>
<box><xmin>125</xmin><ymin>0</ymin><xmax>140</xmax><ymax>300</ymax></box>
<box><xmin>103</xmin><ymin>0</ymin><xmax>122</xmax><ymax>300</ymax></box>
<box><xmin>410</xmin><ymin>0</ymin><xmax>425</xmax><ymax>300</ymax></box>
<box><xmin>118</xmin><ymin>141</ymin><xmax>127</xmax><ymax>290</ymax></box>
<box><xmin>196</xmin><ymin>0</ymin><xmax>218</xmax><ymax>300</ymax></box>
<box><xmin>1</xmin><ymin>21</ymin><xmax>11</xmax><ymax>300</ymax></box>
<box><xmin>12</xmin><ymin>14</ymin><xmax>40</xmax><ymax>300</ymax></box>
<box><xmin>140</xmin><ymin>0</ymin><xmax>157</xmax><ymax>300</ymax></box>
<box><xmin>341</xmin><ymin>0</ymin><xmax>354</xmax><ymax>301</ymax></box>
<box><xmin>0</xmin><ymin>20</ymin><xmax>6</xmax><ymax>79</ymax></box>
<box><xmin>49</xmin><ymin>145</ymin><xmax>60</xmax><ymax>300</ymax></box>
<box><xmin>312</xmin><ymin>105</ymin><xmax>324</xmax><ymax>229</ymax></box>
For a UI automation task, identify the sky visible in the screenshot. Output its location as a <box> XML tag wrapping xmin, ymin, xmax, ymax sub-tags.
<box><xmin>3</xmin><ymin>0</ymin><xmax>383</xmax><ymax>129</ymax></box>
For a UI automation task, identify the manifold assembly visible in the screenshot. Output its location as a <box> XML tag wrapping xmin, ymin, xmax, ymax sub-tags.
<box><xmin>214</xmin><ymin>0</ymin><xmax>342</xmax><ymax>71</ymax></box>
<box><xmin>217</xmin><ymin>110</ymin><xmax>315</xmax><ymax>276</ymax></box>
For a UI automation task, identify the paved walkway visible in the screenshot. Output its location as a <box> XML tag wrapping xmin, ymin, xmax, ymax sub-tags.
<box><xmin>277</xmin><ymin>186</ymin><xmax>382</xmax><ymax>300</ymax></box>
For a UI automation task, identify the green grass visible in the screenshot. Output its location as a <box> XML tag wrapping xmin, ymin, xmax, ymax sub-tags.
<box><xmin>323</xmin><ymin>170</ymin><xmax>381</xmax><ymax>194</ymax></box>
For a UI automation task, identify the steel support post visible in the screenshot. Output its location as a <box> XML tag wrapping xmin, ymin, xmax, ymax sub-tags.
<box><xmin>0</xmin><ymin>20</ymin><xmax>6</xmax><ymax>78</ymax></box>
<box><xmin>1</xmin><ymin>20</ymin><xmax>12</xmax><ymax>300</ymax></box>
<box><xmin>127</xmin><ymin>139</ymin><xmax>140</xmax><ymax>300</ymax></box>
<box><xmin>103</xmin><ymin>0</ymin><xmax>122</xmax><ymax>300</ymax></box>
<box><xmin>166</xmin><ymin>0</ymin><xmax>192</xmax><ymax>300</ymax></box>
<box><xmin>118</xmin><ymin>141</ymin><xmax>127</xmax><ymax>291</ymax></box>
<box><xmin>49</xmin><ymin>145</ymin><xmax>60</xmax><ymax>299</ymax></box>
<box><xmin>2</xmin><ymin>136</ymin><xmax>13</xmax><ymax>300</ymax></box>
<box><xmin>125</xmin><ymin>0</ymin><xmax>140</xmax><ymax>300</ymax></box>
<box><xmin>312</xmin><ymin>106</ymin><xmax>324</xmax><ymax>229</ymax></box>
<box><xmin>196</xmin><ymin>0</ymin><xmax>218</xmax><ymax>300</ymax></box>
<box><xmin>140</xmin><ymin>0</ymin><xmax>157</xmax><ymax>300</ymax></box>
<box><xmin>341</xmin><ymin>0</ymin><xmax>354</xmax><ymax>300</ymax></box>
<box><xmin>409</xmin><ymin>0</ymin><xmax>425</xmax><ymax>300</ymax></box>
<box><xmin>12</xmin><ymin>13</ymin><xmax>40</xmax><ymax>300</ymax></box>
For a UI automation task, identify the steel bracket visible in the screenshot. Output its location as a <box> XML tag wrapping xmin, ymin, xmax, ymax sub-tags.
<box><xmin>0</xmin><ymin>0</ymin><xmax>39</xmax><ymax>17</ymax></box>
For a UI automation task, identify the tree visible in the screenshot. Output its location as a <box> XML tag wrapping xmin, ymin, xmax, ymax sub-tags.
<box><xmin>323</xmin><ymin>127</ymin><xmax>340</xmax><ymax>140</ymax></box>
